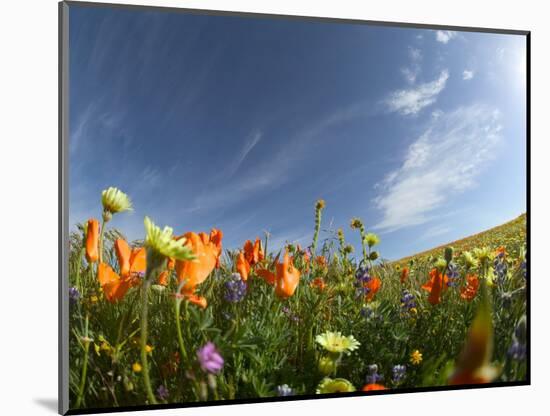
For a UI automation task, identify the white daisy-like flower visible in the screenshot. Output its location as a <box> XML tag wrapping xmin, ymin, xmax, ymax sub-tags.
<box><xmin>315</xmin><ymin>331</ymin><xmax>360</xmax><ymax>355</ymax></box>
<box><xmin>144</xmin><ymin>217</ymin><xmax>195</xmax><ymax>261</ymax></box>
<box><xmin>101</xmin><ymin>187</ymin><xmax>133</xmax><ymax>214</ymax></box>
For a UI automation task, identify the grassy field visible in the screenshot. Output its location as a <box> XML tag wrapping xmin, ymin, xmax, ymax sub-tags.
<box><xmin>394</xmin><ymin>214</ymin><xmax>527</xmax><ymax>266</ymax></box>
<box><xmin>68</xmin><ymin>188</ymin><xmax>528</xmax><ymax>410</ymax></box>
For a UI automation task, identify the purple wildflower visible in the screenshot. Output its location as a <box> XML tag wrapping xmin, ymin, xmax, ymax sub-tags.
<box><xmin>446</xmin><ymin>262</ymin><xmax>459</xmax><ymax>287</ymax></box>
<box><xmin>365</xmin><ymin>364</ymin><xmax>383</xmax><ymax>384</ymax></box>
<box><xmin>156</xmin><ymin>384</ymin><xmax>169</xmax><ymax>400</ymax></box>
<box><xmin>392</xmin><ymin>364</ymin><xmax>407</xmax><ymax>384</ymax></box>
<box><xmin>224</xmin><ymin>273</ymin><xmax>247</xmax><ymax>303</ymax></box>
<box><xmin>493</xmin><ymin>257</ymin><xmax>508</xmax><ymax>285</ymax></box>
<box><xmin>197</xmin><ymin>342</ymin><xmax>224</xmax><ymax>374</ymax></box>
<box><xmin>69</xmin><ymin>287</ymin><xmax>80</xmax><ymax>304</ymax></box>
<box><xmin>401</xmin><ymin>289</ymin><xmax>416</xmax><ymax>311</ymax></box>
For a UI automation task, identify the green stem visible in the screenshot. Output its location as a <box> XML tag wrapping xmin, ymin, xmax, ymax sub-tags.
<box><xmin>140</xmin><ymin>280</ymin><xmax>157</xmax><ymax>405</ymax></box>
<box><xmin>75</xmin><ymin>248</ymin><xmax>84</xmax><ymax>292</ymax></box>
<box><xmin>174</xmin><ymin>298</ymin><xmax>189</xmax><ymax>364</ymax></box>
<box><xmin>312</xmin><ymin>210</ymin><xmax>322</xmax><ymax>256</ymax></box>
<box><xmin>75</xmin><ymin>314</ymin><xmax>90</xmax><ymax>408</ymax></box>
<box><xmin>98</xmin><ymin>216</ymin><xmax>107</xmax><ymax>264</ymax></box>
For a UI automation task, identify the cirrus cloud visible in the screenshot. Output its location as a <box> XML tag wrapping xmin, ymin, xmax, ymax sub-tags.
<box><xmin>373</xmin><ymin>104</ymin><xmax>502</xmax><ymax>232</ymax></box>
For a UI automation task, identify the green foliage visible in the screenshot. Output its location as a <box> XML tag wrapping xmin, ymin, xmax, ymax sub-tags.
<box><xmin>68</xmin><ymin>213</ymin><xmax>527</xmax><ymax>409</ymax></box>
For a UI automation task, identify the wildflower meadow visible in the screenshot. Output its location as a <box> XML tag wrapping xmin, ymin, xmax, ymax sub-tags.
<box><xmin>68</xmin><ymin>187</ymin><xmax>528</xmax><ymax>410</ymax></box>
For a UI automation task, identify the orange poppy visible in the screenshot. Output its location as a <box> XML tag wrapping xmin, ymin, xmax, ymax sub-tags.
<box><xmin>422</xmin><ymin>268</ymin><xmax>448</xmax><ymax>305</ymax></box>
<box><xmin>275</xmin><ymin>252</ymin><xmax>301</xmax><ymax>298</ymax></box>
<box><xmin>175</xmin><ymin>229</ymin><xmax>223</xmax><ymax>294</ymax></box>
<box><xmin>400</xmin><ymin>267</ymin><xmax>409</xmax><ymax>283</ymax></box>
<box><xmin>362</xmin><ymin>383</ymin><xmax>387</xmax><ymax>391</ymax></box>
<box><xmin>236</xmin><ymin>251</ymin><xmax>251</xmax><ymax>281</ymax></box>
<box><xmin>310</xmin><ymin>277</ymin><xmax>326</xmax><ymax>291</ymax></box>
<box><xmin>244</xmin><ymin>238</ymin><xmax>264</xmax><ymax>266</ymax></box>
<box><xmin>114</xmin><ymin>239</ymin><xmax>146</xmax><ymax>279</ymax></box>
<box><xmin>495</xmin><ymin>246</ymin><xmax>507</xmax><ymax>258</ymax></box>
<box><xmin>365</xmin><ymin>276</ymin><xmax>381</xmax><ymax>301</ymax></box>
<box><xmin>85</xmin><ymin>218</ymin><xmax>99</xmax><ymax>263</ymax></box>
<box><xmin>157</xmin><ymin>270</ymin><xmax>169</xmax><ymax>286</ymax></box>
<box><xmin>97</xmin><ymin>263</ymin><xmax>133</xmax><ymax>303</ymax></box>
<box><xmin>256</xmin><ymin>268</ymin><xmax>276</xmax><ymax>285</ymax></box>
<box><xmin>460</xmin><ymin>274</ymin><xmax>479</xmax><ymax>301</ymax></box>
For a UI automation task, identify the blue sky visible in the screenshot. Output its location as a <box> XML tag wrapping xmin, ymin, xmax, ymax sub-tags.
<box><xmin>68</xmin><ymin>6</ymin><xmax>527</xmax><ymax>260</ymax></box>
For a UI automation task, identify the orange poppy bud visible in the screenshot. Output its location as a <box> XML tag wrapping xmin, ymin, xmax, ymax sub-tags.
<box><xmin>275</xmin><ymin>252</ymin><xmax>301</xmax><ymax>298</ymax></box>
<box><xmin>85</xmin><ymin>219</ymin><xmax>99</xmax><ymax>263</ymax></box>
<box><xmin>365</xmin><ymin>276</ymin><xmax>381</xmax><ymax>301</ymax></box>
<box><xmin>400</xmin><ymin>267</ymin><xmax>409</xmax><ymax>283</ymax></box>
<box><xmin>185</xmin><ymin>294</ymin><xmax>208</xmax><ymax>309</ymax></box>
<box><xmin>236</xmin><ymin>252</ymin><xmax>251</xmax><ymax>281</ymax></box>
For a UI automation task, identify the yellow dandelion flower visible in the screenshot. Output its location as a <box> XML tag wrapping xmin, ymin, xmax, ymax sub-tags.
<box><xmin>410</xmin><ymin>349</ymin><xmax>423</xmax><ymax>365</ymax></box>
<box><xmin>132</xmin><ymin>362</ymin><xmax>142</xmax><ymax>373</ymax></box>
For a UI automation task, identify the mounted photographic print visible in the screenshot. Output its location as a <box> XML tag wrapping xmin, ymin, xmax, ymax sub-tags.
<box><xmin>59</xmin><ymin>1</ymin><xmax>530</xmax><ymax>414</ymax></box>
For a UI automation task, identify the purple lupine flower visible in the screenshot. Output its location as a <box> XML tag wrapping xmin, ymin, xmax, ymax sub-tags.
<box><xmin>277</xmin><ymin>384</ymin><xmax>295</xmax><ymax>396</ymax></box>
<box><xmin>401</xmin><ymin>289</ymin><xmax>416</xmax><ymax>311</ymax></box>
<box><xmin>197</xmin><ymin>342</ymin><xmax>224</xmax><ymax>374</ymax></box>
<box><xmin>361</xmin><ymin>305</ymin><xmax>374</xmax><ymax>319</ymax></box>
<box><xmin>520</xmin><ymin>260</ymin><xmax>527</xmax><ymax>279</ymax></box>
<box><xmin>493</xmin><ymin>257</ymin><xmax>508</xmax><ymax>285</ymax></box>
<box><xmin>507</xmin><ymin>340</ymin><xmax>526</xmax><ymax>360</ymax></box>
<box><xmin>354</xmin><ymin>265</ymin><xmax>372</xmax><ymax>298</ymax></box>
<box><xmin>224</xmin><ymin>273</ymin><xmax>247</xmax><ymax>303</ymax></box>
<box><xmin>69</xmin><ymin>287</ymin><xmax>80</xmax><ymax>304</ymax></box>
<box><xmin>365</xmin><ymin>364</ymin><xmax>383</xmax><ymax>384</ymax></box>
<box><xmin>392</xmin><ymin>364</ymin><xmax>407</xmax><ymax>384</ymax></box>
<box><xmin>446</xmin><ymin>263</ymin><xmax>459</xmax><ymax>287</ymax></box>
<box><xmin>156</xmin><ymin>384</ymin><xmax>169</xmax><ymax>400</ymax></box>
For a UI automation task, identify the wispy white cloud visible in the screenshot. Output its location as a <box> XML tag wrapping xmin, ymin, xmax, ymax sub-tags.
<box><xmin>462</xmin><ymin>70</ymin><xmax>475</xmax><ymax>80</ymax></box>
<box><xmin>401</xmin><ymin>47</ymin><xmax>423</xmax><ymax>84</ymax></box>
<box><xmin>373</xmin><ymin>104</ymin><xmax>502</xmax><ymax>232</ymax></box>
<box><xmin>435</xmin><ymin>30</ymin><xmax>457</xmax><ymax>44</ymax></box>
<box><xmin>386</xmin><ymin>70</ymin><xmax>449</xmax><ymax>115</ymax></box>
<box><xmin>224</xmin><ymin>130</ymin><xmax>263</xmax><ymax>178</ymax></box>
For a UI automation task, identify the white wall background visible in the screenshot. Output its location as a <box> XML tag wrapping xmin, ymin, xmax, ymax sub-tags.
<box><xmin>0</xmin><ymin>0</ymin><xmax>546</xmax><ymax>414</ymax></box>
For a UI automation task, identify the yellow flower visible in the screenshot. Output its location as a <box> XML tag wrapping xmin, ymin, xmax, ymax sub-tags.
<box><xmin>101</xmin><ymin>187</ymin><xmax>133</xmax><ymax>214</ymax></box>
<box><xmin>143</xmin><ymin>217</ymin><xmax>195</xmax><ymax>261</ymax></box>
<box><xmin>364</xmin><ymin>233</ymin><xmax>380</xmax><ymax>247</ymax></box>
<box><xmin>316</xmin><ymin>377</ymin><xmax>355</xmax><ymax>394</ymax></box>
<box><xmin>132</xmin><ymin>362</ymin><xmax>142</xmax><ymax>373</ymax></box>
<box><xmin>90</xmin><ymin>295</ymin><xmax>98</xmax><ymax>303</ymax></box>
<box><xmin>145</xmin><ymin>344</ymin><xmax>154</xmax><ymax>354</ymax></box>
<box><xmin>410</xmin><ymin>349</ymin><xmax>423</xmax><ymax>365</ymax></box>
<box><xmin>316</xmin><ymin>199</ymin><xmax>326</xmax><ymax>210</ymax></box>
<box><xmin>315</xmin><ymin>331</ymin><xmax>360</xmax><ymax>355</ymax></box>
